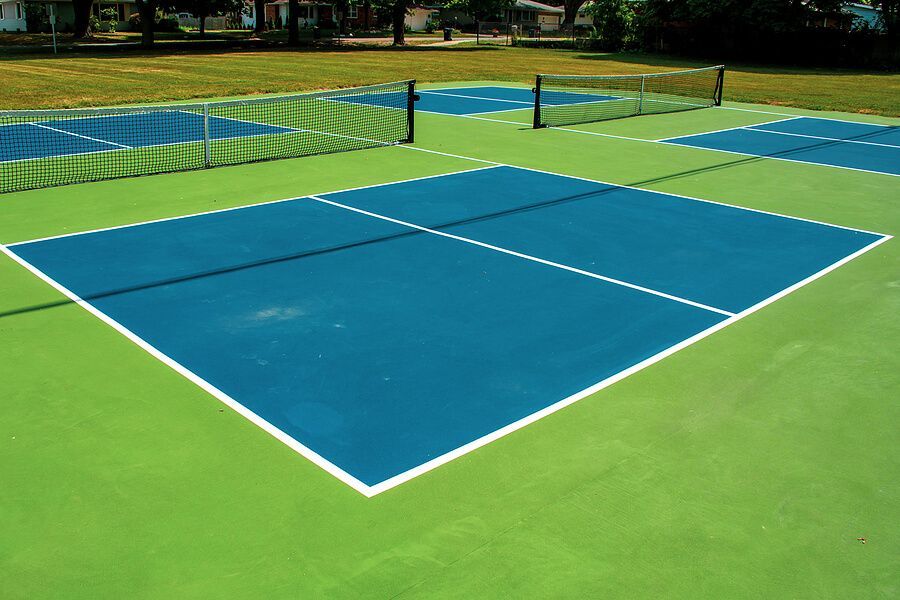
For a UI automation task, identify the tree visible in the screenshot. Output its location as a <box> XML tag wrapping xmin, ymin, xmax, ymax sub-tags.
<box><xmin>869</xmin><ymin>0</ymin><xmax>899</xmax><ymax>39</ymax></box>
<box><xmin>584</xmin><ymin>0</ymin><xmax>635</xmax><ymax>50</ymax></box>
<box><xmin>370</xmin><ymin>0</ymin><xmax>416</xmax><ymax>45</ymax></box>
<box><xmin>135</xmin><ymin>0</ymin><xmax>159</xmax><ymax>48</ymax></box>
<box><xmin>72</xmin><ymin>0</ymin><xmax>93</xmax><ymax>38</ymax></box>
<box><xmin>445</xmin><ymin>0</ymin><xmax>515</xmax><ymax>41</ymax></box>
<box><xmin>253</xmin><ymin>0</ymin><xmax>267</xmax><ymax>34</ymax></box>
<box><xmin>561</xmin><ymin>0</ymin><xmax>581</xmax><ymax>26</ymax></box>
<box><xmin>287</xmin><ymin>0</ymin><xmax>300</xmax><ymax>44</ymax></box>
<box><xmin>182</xmin><ymin>0</ymin><xmax>244</xmax><ymax>37</ymax></box>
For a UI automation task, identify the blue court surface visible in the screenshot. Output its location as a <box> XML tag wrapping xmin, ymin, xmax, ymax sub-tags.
<box><xmin>663</xmin><ymin>116</ymin><xmax>900</xmax><ymax>176</ymax></box>
<box><xmin>0</xmin><ymin>111</ymin><xmax>292</xmax><ymax>163</ymax></box>
<box><xmin>8</xmin><ymin>166</ymin><xmax>885</xmax><ymax>492</ymax></box>
<box><xmin>339</xmin><ymin>86</ymin><xmax>613</xmax><ymax>116</ymax></box>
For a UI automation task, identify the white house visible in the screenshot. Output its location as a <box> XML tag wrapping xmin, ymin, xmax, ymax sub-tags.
<box><xmin>406</xmin><ymin>5</ymin><xmax>440</xmax><ymax>31</ymax></box>
<box><xmin>843</xmin><ymin>2</ymin><xmax>883</xmax><ymax>30</ymax></box>
<box><xmin>0</xmin><ymin>1</ymin><xmax>25</xmax><ymax>32</ymax></box>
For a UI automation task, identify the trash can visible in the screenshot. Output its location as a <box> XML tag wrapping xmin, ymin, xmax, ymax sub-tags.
<box><xmin>443</xmin><ymin>27</ymin><xmax>452</xmax><ymax>41</ymax></box>
<box><xmin>313</xmin><ymin>26</ymin><xmax>320</xmax><ymax>40</ymax></box>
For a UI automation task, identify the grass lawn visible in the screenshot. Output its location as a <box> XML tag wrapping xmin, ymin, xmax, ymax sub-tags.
<box><xmin>1</xmin><ymin>46</ymin><xmax>898</xmax><ymax>115</ymax></box>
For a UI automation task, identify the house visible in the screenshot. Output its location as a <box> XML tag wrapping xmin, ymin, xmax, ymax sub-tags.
<box><xmin>242</xmin><ymin>0</ymin><xmax>375</xmax><ymax>30</ymax></box>
<box><xmin>804</xmin><ymin>1</ymin><xmax>884</xmax><ymax>30</ymax></box>
<box><xmin>842</xmin><ymin>2</ymin><xmax>883</xmax><ymax>30</ymax></box>
<box><xmin>406</xmin><ymin>5</ymin><xmax>440</xmax><ymax>31</ymax></box>
<box><xmin>442</xmin><ymin>0</ymin><xmax>564</xmax><ymax>33</ymax></box>
<box><xmin>0</xmin><ymin>1</ymin><xmax>25</xmax><ymax>31</ymax></box>
<box><xmin>1</xmin><ymin>0</ymin><xmax>139</xmax><ymax>33</ymax></box>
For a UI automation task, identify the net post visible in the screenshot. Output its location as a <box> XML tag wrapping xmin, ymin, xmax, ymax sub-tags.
<box><xmin>532</xmin><ymin>75</ymin><xmax>544</xmax><ymax>129</ymax></box>
<box><xmin>714</xmin><ymin>66</ymin><xmax>725</xmax><ymax>106</ymax></box>
<box><xmin>202</xmin><ymin>103</ymin><xmax>211</xmax><ymax>168</ymax></box>
<box><xmin>638</xmin><ymin>75</ymin><xmax>645</xmax><ymax>115</ymax></box>
<box><xmin>406</xmin><ymin>80</ymin><xmax>416</xmax><ymax>143</ymax></box>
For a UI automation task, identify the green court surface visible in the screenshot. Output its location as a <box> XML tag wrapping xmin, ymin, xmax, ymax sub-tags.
<box><xmin>1</xmin><ymin>82</ymin><xmax>898</xmax><ymax>599</ymax></box>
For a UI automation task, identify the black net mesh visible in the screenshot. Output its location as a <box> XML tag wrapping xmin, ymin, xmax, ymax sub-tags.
<box><xmin>0</xmin><ymin>80</ymin><xmax>415</xmax><ymax>194</ymax></box>
<box><xmin>534</xmin><ymin>66</ymin><xmax>724</xmax><ymax>128</ymax></box>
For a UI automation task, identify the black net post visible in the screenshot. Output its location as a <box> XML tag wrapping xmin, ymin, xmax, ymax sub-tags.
<box><xmin>407</xmin><ymin>80</ymin><xmax>418</xmax><ymax>143</ymax></box>
<box><xmin>532</xmin><ymin>75</ymin><xmax>544</xmax><ymax>129</ymax></box>
<box><xmin>714</xmin><ymin>66</ymin><xmax>725</xmax><ymax>106</ymax></box>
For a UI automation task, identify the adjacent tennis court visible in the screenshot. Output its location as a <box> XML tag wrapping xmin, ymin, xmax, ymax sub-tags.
<box><xmin>662</xmin><ymin>116</ymin><xmax>900</xmax><ymax>176</ymax></box>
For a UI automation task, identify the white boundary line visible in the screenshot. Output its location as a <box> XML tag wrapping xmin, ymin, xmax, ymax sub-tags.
<box><xmin>745</xmin><ymin>124</ymin><xmax>900</xmax><ymax>149</ymax></box>
<box><xmin>658</xmin><ymin>117</ymin><xmax>900</xmax><ymax>148</ymax></box>
<box><xmin>308</xmin><ymin>195</ymin><xmax>735</xmax><ymax>317</ymax></box>
<box><xmin>0</xmin><ymin>242</ymin><xmax>378</xmax><ymax>498</ymax></box>
<box><xmin>511</xmin><ymin>122</ymin><xmax>900</xmax><ymax>178</ymax></box>
<box><xmin>364</xmin><ymin>233</ymin><xmax>891</xmax><ymax>495</ymax></box>
<box><xmin>2</xmin><ymin>162</ymin><xmax>891</xmax><ymax>497</ymax></box>
<box><xmin>656</xmin><ymin>136</ymin><xmax>900</xmax><ymax>178</ymax></box>
<box><xmin>717</xmin><ymin>105</ymin><xmax>900</xmax><ymax>127</ymax></box>
<box><xmin>12</xmin><ymin>143</ymin><xmax>885</xmax><ymax>246</ymax></box>
<box><xmin>419</xmin><ymin>89</ymin><xmax>534</xmax><ymax>106</ymax></box>
<box><xmin>29</xmin><ymin>122</ymin><xmax>133</xmax><ymax>149</ymax></box>
<box><xmin>396</xmin><ymin>146</ymin><xmax>889</xmax><ymax>237</ymax></box>
<box><xmin>653</xmin><ymin>116</ymin><xmax>803</xmax><ymax>142</ymax></box>
<box><xmin>7</xmin><ymin>164</ymin><xmax>502</xmax><ymax>246</ymax></box>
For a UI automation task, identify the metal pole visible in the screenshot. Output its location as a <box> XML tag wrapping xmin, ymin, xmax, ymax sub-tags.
<box><xmin>203</xmin><ymin>103</ymin><xmax>211</xmax><ymax>167</ymax></box>
<box><xmin>714</xmin><ymin>67</ymin><xmax>725</xmax><ymax>106</ymax></box>
<box><xmin>532</xmin><ymin>75</ymin><xmax>543</xmax><ymax>129</ymax></box>
<box><xmin>638</xmin><ymin>75</ymin><xmax>645</xmax><ymax>115</ymax></box>
<box><xmin>406</xmin><ymin>80</ymin><xmax>417</xmax><ymax>143</ymax></box>
<box><xmin>49</xmin><ymin>5</ymin><xmax>58</xmax><ymax>54</ymax></box>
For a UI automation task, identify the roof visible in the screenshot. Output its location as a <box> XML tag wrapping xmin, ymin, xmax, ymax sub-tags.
<box><xmin>515</xmin><ymin>0</ymin><xmax>564</xmax><ymax>14</ymax></box>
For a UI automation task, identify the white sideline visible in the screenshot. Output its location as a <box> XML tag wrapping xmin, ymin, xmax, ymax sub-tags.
<box><xmin>29</xmin><ymin>122</ymin><xmax>133</xmax><ymax>149</ymax></box>
<box><xmin>308</xmin><ymin>195</ymin><xmax>735</xmax><ymax>317</ymax></box>
<box><xmin>745</xmin><ymin>125</ymin><xmax>900</xmax><ymax>149</ymax></box>
<box><xmin>363</xmin><ymin>233</ymin><xmax>891</xmax><ymax>495</ymax></box>
<box><xmin>8</xmin><ymin>164</ymin><xmax>502</xmax><ymax>246</ymax></box>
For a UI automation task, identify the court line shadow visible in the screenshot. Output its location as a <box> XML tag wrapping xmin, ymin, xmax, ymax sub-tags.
<box><xmin>0</xmin><ymin>126</ymin><xmax>890</xmax><ymax>321</ymax></box>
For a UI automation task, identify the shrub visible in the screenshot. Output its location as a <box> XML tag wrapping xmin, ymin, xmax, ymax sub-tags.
<box><xmin>98</xmin><ymin>7</ymin><xmax>118</xmax><ymax>32</ymax></box>
<box><xmin>155</xmin><ymin>15</ymin><xmax>181</xmax><ymax>32</ymax></box>
<box><xmin>127</xmin><ymin>12</ymin><xmax>141</xmax><ymax>31</ymax></box>
<box><xmin>424</xmin><ymin>20</ymin><xmax>435</xmax><ymax>33</ymax></box>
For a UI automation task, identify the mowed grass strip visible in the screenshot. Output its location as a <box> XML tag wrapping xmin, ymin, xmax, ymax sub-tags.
<box><xmin>1</xmin><ymin>47</ymin><xmax>898</xmax><ymax>116</ymax></box>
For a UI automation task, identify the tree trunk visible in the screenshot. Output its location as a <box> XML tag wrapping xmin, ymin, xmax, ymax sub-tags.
<box><xmin>136</xmin><ymin>0</ymin><xmax>156</xmax><ymax>48</ymax></box>
<box><xmin>253</xmin><ymin>0</ymin><xmax>267</xmax><ymax>34</ymax></box>
<box><xmin>288</xmin><ymin>0</ymin><xmax>299</xmax><ymax>45</ymax></box>
<box><xmin>391</xmin><ymin>0</ymin><xmax>406</xmax><ymax>45</ymax></box>
<box><xmin>363</xmin><ymin>0</ymin><xmax>370</xmax><ymax>30</ymax></box>
<box><xmin>198</xmin><ymin>11</ymin><xmax>208</xmax><ymax>37</ymax></box>
<box><xmin>72</xmin><ymin>0</ymin><xmax>93</xmax><ymax>38</ymax></box>
<box><xmin>562</xmin><ymin>0</ymin><xmax>579</xmax><ymax>25</ymax></box>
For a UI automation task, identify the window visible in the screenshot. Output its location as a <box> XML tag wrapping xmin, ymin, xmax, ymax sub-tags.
<box><xmin>17</xmin><ymin>2</ymin><xmax>24</xmax><ymax>19</ymax></box>
<box><xmin>346</xmin><ymin>5</ymin><xmax>357</xmax><ymax>19</ymax></box>
<box><xmin>0</xmin><ymin>4</ymin><xmax>5</xmax><ymax>20</ymax></box>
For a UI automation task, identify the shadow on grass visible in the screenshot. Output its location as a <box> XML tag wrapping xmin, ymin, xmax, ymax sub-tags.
<box><xmin>0</xmin><ymin>41</ymin><xmax>502</xmax><ymax>62</ymax></box>
<box><xmin>574</xmin><ymin>51</ymin><xmax>899</xmax><ymax>77</ymax></box>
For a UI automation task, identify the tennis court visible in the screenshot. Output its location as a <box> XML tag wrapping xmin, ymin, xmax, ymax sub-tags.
<box><xmin>2</xmin><ymin>69</ymin><xmax>897</xmax><ymax>598</ymax></box>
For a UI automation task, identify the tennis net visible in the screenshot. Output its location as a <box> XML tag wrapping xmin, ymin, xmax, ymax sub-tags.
<box><xmin>0</xmin><ymin>80</ymin><xmax>417</xmax><ymax>194</ymax></box>
<box><xmin>533</xmin><ymin>66</ymin><xmax>725</xmax><ymax>128</ymax></box>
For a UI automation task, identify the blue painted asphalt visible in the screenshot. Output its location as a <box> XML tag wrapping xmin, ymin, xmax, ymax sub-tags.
<box><xmin>335</xmin><ymin>86</ymin><xmax>613</xmax><ymax>116</ymax></box>
<box><xmin>748</xmin><ymin>117</ymin><xmax>900</xmax><ymax>146</ymax></box>
<box><xmin>665</xmin><ymin>117</ymin><xmax>900</xmax><ymax>176</ymax></box>
<box><xmin>322</xmin><ymin>167</ymin><xmax>883</xmax><ymax>314</ymax></box>
<box><xmin>0</xmin><ymin>111</ymin><xmax>293</xmax><ymax>162</ymax></box>
<box><xmin>11</xmin><ymin>167</ymin><xmax>885</xmax><ymax>488</ymax></box>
